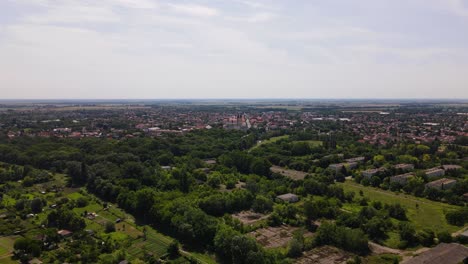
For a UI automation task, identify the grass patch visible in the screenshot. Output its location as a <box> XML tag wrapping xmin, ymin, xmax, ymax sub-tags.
<box><xmin>338</xmin><ymin>180</ymin><xmax>463</xmax><ymax>233</ymax></box>
<box><xmin>0</xmin><ymin>236</ymin><xmax>17</xmax><ymax>257</ymax></box>
<box><xmin>383</xmin><ymin>231</ymin><xmax>401</xmax><ymax>249</ymax></box>
<box><xmin>296</xmin><ymin>140</ymin><xmax>323</xmax><ymax>147</ymax></box>
<box><xmin>1</xmin><ymin>196</ymin><xmax>16</xmax><ymax>207</ymax></box>
<box><xmin>67</xmin><ymin>192</ymin><xmax>84</xmax><ymax>200</ymax></box>
<box><xmin>107</xmin><ymin>232</ymin><xmax>129</xmax><ymax>242</ymax></box>
<box><xmin>73</xmin><ymin>202</ymin><xmax>102</xmax><ymax>215</ymax></box>
<box><xmin>250</xmin><ymin>135</ymin><xmax>289</xmax><ymax>151</ymax></box>
<box><xmin>365</xmin><ymin>254</ymin><xmax>401</xmax><ymax>264</ymax></box>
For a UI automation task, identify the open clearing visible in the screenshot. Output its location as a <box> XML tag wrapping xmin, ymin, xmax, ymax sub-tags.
<box><xmin>271</xmin><ymin>166</ymin><xmax>308</xmax><ymax>181</ymax></box>
<box><xmin>296</xmin><ymin>246</ymin><xmax>352</xmax><ymax>264</ymax></box>
<box><xmin>232</xmin><ymin>211</ymin><xmax>269</xmax><ymax>225</ymax></box>
<box><xmin>338</xmin><ymin>180</ymin><xmax>463</xmax><ymax>233</ymax></box>
<box><xmin>296</xmin><ymin>140</ymin><xmax>323</xmax><ymax>147</ymax></box>
<box><xmin>248</xmin><ymin>225</ymin><xmax>312</xmax><ymax>248</ymax></box>
<box><xmin>250</xmin><ymin>135</ymin><xmax>289</xmax><ymax>151</ymax></box>
<box><xmin>0</xmin><ymin>236</ymin><xmax>17</xmax><ymax>258</ymax></box>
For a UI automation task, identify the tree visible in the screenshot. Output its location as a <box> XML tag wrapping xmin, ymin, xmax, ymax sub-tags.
<box><xmin>250</xmin><ymin>158</ymin><xmax>271</xmax><ymax>177</ymax></box>
<box><xmin>287</xmin><ymin>237</ymin><xmax>303</xmax><ymax>258</ymax></box>
<box><xmin>66</xmin><ymin>161</ymin><xmax>86</xmax><ymax>186</ymax></box>
<box><xmin>445</xmin><ymin>207</ymin><xmax>468</xmax><ymax>226</ymax></box>
<box><xmin>252</xmin><ymin>195</ymin><xmax>273</xmax><ymax>213</ymax></box>
<box><xmin>30</xmin><ymin>198</ymin><xmax>43</xmax><ymax>214</ymax></box>
<box><xmin>14</xmin><ymin>238</ymin><xmax>42</xmax><ymax>261</ymax></box>
<box><xmin>437</xmin><ymin>230</ymin><xmax>452</xmax><ymax>243</ymax></box>
<box><xmin>105</xmin><ymin>221</ymin><xmax>116</xmax><ymax>233</ymax></box>
<box><xmin>399</xmin><ymin>222</ymin><xmax>417</xmax><ymax>246</ymax></box>
<box><xmin>386</xmin><ymin>203</ymin><xmax>407</xmax><ymax>220</ymax></box>
<box><xmin>167</xmin><ymin>240</ymin><xmax>180</xmax><ymax>258</ymax></box>
<box><xmin>363</xmin><ymin>217</ymin><xmax>389</xmax><ymax>241</ymax></box>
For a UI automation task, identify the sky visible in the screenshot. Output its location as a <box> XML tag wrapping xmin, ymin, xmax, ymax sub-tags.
<box><xmin>1</xmin><ymin>0</ymin><xmax>468</xmax><ymax>99</ymax></box>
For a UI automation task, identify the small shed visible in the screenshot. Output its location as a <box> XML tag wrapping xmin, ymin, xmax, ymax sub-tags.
<box><xmin>277</xmin><ymin>193</ymin><xmax>299</xmax><ymax>203</ymax></box>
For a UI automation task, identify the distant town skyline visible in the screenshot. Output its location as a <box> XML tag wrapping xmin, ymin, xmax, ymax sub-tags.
<box><xmin>1</xmin><ymin>0</ymin><xmax>468</xmax><ymax>99</ymax></box>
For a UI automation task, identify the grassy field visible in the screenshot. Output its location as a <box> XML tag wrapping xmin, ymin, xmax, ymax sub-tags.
<box><xmin>0</xmin><ymin>236</ymin><xmax>17</xmax><ymax>258</ymax></box>
<box><xmin>250</xmin><ymin>135</ymin><xmax>289</xmax><ymax>151</ymax></box>
<box><xmin>338</xmin><ymin>180</ymin><xmax>463</xmax><ymax>233</ymax></box>
<box><xmin>296</xmin><ymin>140</ymin><xmax>323</xmax><ymax>147</ymax></box>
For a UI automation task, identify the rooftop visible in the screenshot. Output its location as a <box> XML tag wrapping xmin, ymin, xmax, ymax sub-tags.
<box><xmin>403</xmin><ymin>243</ymin><xmax>468</xmax><ymax>264</ymax></box>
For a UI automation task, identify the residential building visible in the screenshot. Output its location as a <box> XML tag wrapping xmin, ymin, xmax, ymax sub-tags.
<box><xmin>394</xmin><ymin>163</ymin><xmax>414</xmax><ymax>171</ymax></box>
<box><xmin>403</xmin><ymin>243</ymin><xmax>468</xmax><ymax>264</ymax></box>
<box><xmin>345</xmin><ymin>157</ymin><xmax>365</xmax><ymax>163</ymax></box>
<box><xmin>442</xmin><ymin>164</ymin><xmax>462</xmax><ymax>171</ymax></box>
<box><xmin>425</xmin><ymin>178</ymin><xmax>457</xmax><ymax>190</ymax></box>
<box><xmin>361</xmin><ymin>168</ymin><xmax>385</xmax><ymax>178</ymax></box>
<box><xmin>390</xmin><ymin>173</ymin><xmax>414</xmax><ymax>185</ymax></box>
<box><xmin>425</xmin><ymin>167</ymin><xmax>445</xmax><ymax>178</ymax></box>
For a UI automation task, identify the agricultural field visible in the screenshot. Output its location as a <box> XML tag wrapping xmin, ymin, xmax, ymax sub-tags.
<box><xmin>248</xmin><ymin>225</ymin><xmax>312</xmax><ymax>248</ymax></box>
<box><xmin>0</xmin><ymin>170</ymin><xmax>216</xmax><ymax>264</ymax></box>
<box><xmin>232</xmin><ymin>210</ymin><xmax>270</xmax><ymax>225</ymax></box>
<box><xmin>338</xmin><ymin>180</ymin><xmax>464</xmax><ymax>233</ymax></box>
<box><xmin>296</xmin><ymin>245</ymin><xmax>352</xmax><ymax>264</ymax></box>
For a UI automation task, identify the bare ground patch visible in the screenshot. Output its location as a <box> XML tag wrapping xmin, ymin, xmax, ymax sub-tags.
<box><xmin>232</xmin><ymin>211</ymin><xmax>269</xmax><ymax>225</ymax></box>
<box><xmin>248</xmin><ymin>225</ymin><xmax>312</xmax><ymax>248</ymax></box>
<box><xmin>271</xmin><ymin>166</ymin><xmax>307</xmax><ymax>181</ymax></box>
<box><xmin>295</xmin><ymin>246</ymin><xmax>353</xmax><ymax>264</ymax></box>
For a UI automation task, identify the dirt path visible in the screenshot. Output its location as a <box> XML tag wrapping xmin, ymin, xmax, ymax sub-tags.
<box><xmin>368</xmin><ymin>241</ymin><xmax>402</xmax><ymax>255</ymax></box>
<box><xmin>452</xmin><ymin>226</ymin><xmax>468</xmax><ymax>237</ymax></box>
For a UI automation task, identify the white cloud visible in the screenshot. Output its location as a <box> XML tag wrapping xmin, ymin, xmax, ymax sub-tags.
<box><xmin>112</xmin><ymin>0</ymin><xmax>158</xmax><ymax>9</ymax></box>
<box><xmin>23</xmin><ymin>2</ymin><xmax>121</xmax><ymax>24</ymax></box>
<box><xmin>0</xmin><ymin>0</ymin><xmax>468</xmax><ymax>98</ymax></box>
<box><xmin>167</xmin><ymin>3</ymin><xmax>219</xmax><ymax>17</ymax></box>
<box><xmin>227</xmin><ymin>12</ymin><xmax>275</xmax><ymax>23</ymax></box>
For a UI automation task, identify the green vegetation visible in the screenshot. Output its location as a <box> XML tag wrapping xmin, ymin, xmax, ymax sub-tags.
<box><xmin>338</xmin><ymin>180</ymin><xmax>462</xmax><ymax>233</ymax></box>
<box><xmin>250</xmin><ymin>135</ymin><xmax>289</xmax><ymax>151</ymax></box>
<box><xmin>0</xmin><ymin>105</ymin><xmax>466</xmax><ymax>263</ymax></box>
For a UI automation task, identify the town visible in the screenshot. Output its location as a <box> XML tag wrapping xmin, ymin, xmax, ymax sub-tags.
<box><xmin>0</xmin><ymin>100</ymin><xmax>467</xmax><ymax>264</ymax></box>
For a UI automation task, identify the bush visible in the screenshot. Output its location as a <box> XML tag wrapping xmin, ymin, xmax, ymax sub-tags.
<box><xmin>76</xmin><ymin>197</ymin><xmax>89</xmax><ymax>208</ymax></box>
<box><xmin>105</xmin><ymin>221</ymin><xmax>116</xmax><ymax>233</ymax></box>
<box><xmin>167</xmin><ymin>240</ymin><xmax>180</xmax><ymax>258</ymax></box>
<box><xmin>446</xmin><ymin>207</ymin><xmax>468</xmax><ymax>226</ymax></box>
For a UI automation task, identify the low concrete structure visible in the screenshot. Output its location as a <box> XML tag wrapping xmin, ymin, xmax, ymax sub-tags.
<box><xmin>361</xmin><ymin>167</ymin><xmax>385</xmax><ymax>178</ymax></box>
<box><xmin>57</xmin><ymin>229</ymin><xmax>73</xmax><ymax>237</ymax></box>
<box><xmin>345</xmin><ymin>157</ymin><xmax>365</xmax><ymax>163</ymax></box>
<box><xmin>425</xmin><ymin>167</ymin><xmax>445</xmax><ymax>178</ymax></box>
<box><xmin>390</xmin><ymin>173</ymin><xmax>414</xmax><ymax>185</ymax></box>
<box><xmin>425</xmin><ymin>178</ymin><xmax>457</xmax><ymax>190</ymax></box>
<box><xmin>442</xmin><ymin>164</ymin><xmax>462</xmax><ymax>171</ymax></box>
<box><xmin>394</xmin><ymin>163</ymin><xmax>414</xmax><ymax>171</ymax></box>
<box><xmin>402</xmin><ymin>243</ymin><xmax>468</xmax><ymax>264</ymax></box>
<box><xmin>277</xmin><ymin>193</ymin><xmax>299</xmax><ymax>203</ymax></box>
<box><xmin>328</xmin><ymin>162</ymin><xmax>357</xmax><ymax>172</ymax></box>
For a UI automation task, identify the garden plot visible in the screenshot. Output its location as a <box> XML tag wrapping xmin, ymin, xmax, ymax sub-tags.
<box><xmin>248</xmin><ymin>225</ymin><xmax>312</xmax><ymax>248</ymax></box>
<box><xmin>296</xmin><ymin>246</ymin><xmax>352</xmax><ymax>264</ymax></box>
<box><xmin>232</xmin><ymin>211</ymin><xmax>269</xmax><ymax>225</ymax></box>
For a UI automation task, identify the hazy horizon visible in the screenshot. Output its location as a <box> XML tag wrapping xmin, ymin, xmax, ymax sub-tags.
<box><xmin>1</xmin><ymin>0</ymin><xmax>468</xmax><ymax>99</ymax></box>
